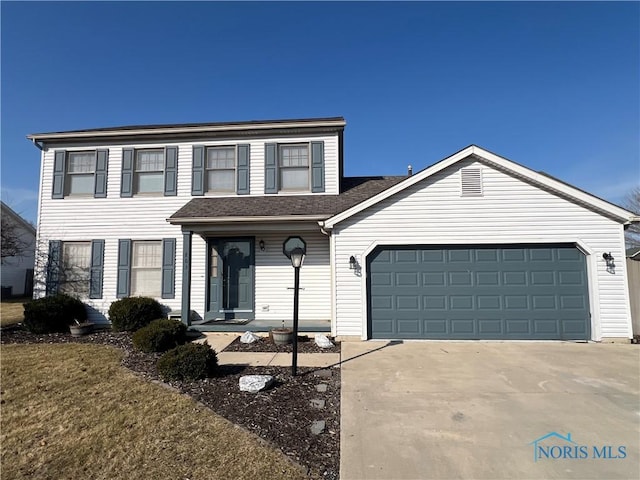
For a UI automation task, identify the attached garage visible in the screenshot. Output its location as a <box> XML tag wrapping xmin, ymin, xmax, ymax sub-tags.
<box><xmin>367</xmin><ymin>244</ymin><xmax>590</xmax><ymax>340</ymax></box>
<box><xmin>324</xmin><ymin>146</ymin><xmax>637</xmax><ymax>342</ymax></box>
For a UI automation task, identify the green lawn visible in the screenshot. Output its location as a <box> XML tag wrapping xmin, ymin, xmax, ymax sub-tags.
<box><xmin>0</xmin><ymin>343</ymin><xmax>308</xmax><ymax>480</ymax></box>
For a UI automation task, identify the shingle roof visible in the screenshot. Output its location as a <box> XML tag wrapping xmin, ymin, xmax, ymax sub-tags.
<box><xmin>169</xmin><ymin>176</ymin><xmax>406</xmax><ymax>222</ymax></box>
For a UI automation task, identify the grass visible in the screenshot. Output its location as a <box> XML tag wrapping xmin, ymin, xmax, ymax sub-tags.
<box><xmin>0</xmin><ymin>343</ymin><xmax>308</xmax><ymax>480</ymax></box>
<box><xmin>0</xmin><ymin>297</ymin><xmax>29</xmax><ymax>327</ymax></box>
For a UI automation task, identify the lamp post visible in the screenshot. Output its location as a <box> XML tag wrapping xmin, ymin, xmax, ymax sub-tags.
<box><xmin>283</xmin><ymin>236</ymin><xmax>306</xmax><ymax>376</ymax></box>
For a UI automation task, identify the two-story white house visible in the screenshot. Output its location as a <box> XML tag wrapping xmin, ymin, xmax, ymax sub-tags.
<box><xmin>29</xmin><ymin>117</ymin><xmax>638</xmax><ymax>341</ymax></box>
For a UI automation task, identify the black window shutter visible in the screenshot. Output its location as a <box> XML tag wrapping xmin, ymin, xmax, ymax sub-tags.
<box><xmin>89</xmin><ymin>239</ymin><xmax>105</xmax><ymax>299</ymax></box>
<box><xmin>116</xmin><ymin>239</ymin><xmax>131</xmax><ymax>298</ymax></box>
<box><xmin>237</xmin><ymin>144</ymin><xmax>250</xmax><ymax>195</ymax></box>
<box><xmin>46</xmin><ymin>240</ymin><xmax>62</xmax><ymax>295</ymax></box>
<box><xmin>264</xmin><ymin>143</ymin><xmax>278</xmax><ymax>193</ymax></box>
<box><xmin>164</xmin><ymin>147</ymin><xmax>178</xmax><ymax>196</ymax></box>
<box><xmin>161</xmin><ymin>238</ymin><xmax>176</xmax><ymax>299</ymax></box>
<box><xmin>192</xmin><ymin>146</ymin><xmax>205</xmax><ymax>195</ymax></box>
<box><xmin>121</xmin><ymin>149</ymin><xmax>134</xmax><ymax>197</ymax></box>
<box><xmin>52</xmin><ymin>151</ymin><xmax>66</xmax><ymax>199</ymax></box>
<box><xmin>94</xmin><ymin>150</ymin><xmax>109</xmax><ymax>198</ymax></box>
<box><xmin>311</xmin><ymin>141</ymin><xmax>325</xmax><ymax>193</ymax></box>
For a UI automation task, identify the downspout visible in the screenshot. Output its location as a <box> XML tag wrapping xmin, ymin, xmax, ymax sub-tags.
<box><xmin>319</xmin><ymin>221</ymin><xmax>337</xmax><ymax>337</ymax></box>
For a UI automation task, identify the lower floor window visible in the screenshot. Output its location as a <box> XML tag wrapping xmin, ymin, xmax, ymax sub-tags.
<box><xmin>131</xmin><ymin>240</ymin><xmax>162</xmax><ymax>296</ymax></box>
<box><xmin>60</xmin><ymin>242</ymin><xmax>91</xmax><ymax>296</ymax></box>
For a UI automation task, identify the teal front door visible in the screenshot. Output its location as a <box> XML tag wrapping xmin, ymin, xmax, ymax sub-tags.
<box><xmin>207</xmin><ymin>238</ymin><xmax>254</xmax><ymax>320</ymax></box>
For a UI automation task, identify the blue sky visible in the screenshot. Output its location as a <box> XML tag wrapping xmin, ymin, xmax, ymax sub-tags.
<box><xmin>2</xmin><ymin>1</ymin><xmax>638</xmax><ymax>223</ymax></box>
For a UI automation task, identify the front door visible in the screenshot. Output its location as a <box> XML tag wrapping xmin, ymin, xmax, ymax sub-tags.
<box><xmin>207</xmin><ymin>238</ymin><xmax>254</xmax><ymax>320</ymax></box>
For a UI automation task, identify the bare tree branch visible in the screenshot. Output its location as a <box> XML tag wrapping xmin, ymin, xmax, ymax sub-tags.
<box><xmin>1</xmin><ymin>215</ymin><xmax>32</xmax><ymax>262</ymax></box>
<box><xmin>624</xmin><ymin>186</ymin><xmax>640</xmax><ymax>249</ymax></box>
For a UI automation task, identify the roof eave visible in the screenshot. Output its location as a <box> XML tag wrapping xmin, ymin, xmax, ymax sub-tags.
<box><xmin>167</xmin><ymin>214</ymin><xmax>331</xmax><ymax>225</ymax></box>
<box><xmin>27</xmin><ymin>118</ymin><xmax>346</xmax><ymax>145</ymax></box>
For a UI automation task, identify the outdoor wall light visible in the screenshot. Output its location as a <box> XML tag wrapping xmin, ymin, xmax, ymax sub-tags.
<box><xmin>259</xmin><ymin>240</ymin><xmax>265</xmax><ymax>252</ymax></box>
<box><xmin>349</xmin><ymin>255</ymin><xmax>357</xmax><ymax>269</ymax></box>
<box><xmin>603</xmin><ymin>252</ymin><xmax>615</xmax><ymax>268</ymax></box>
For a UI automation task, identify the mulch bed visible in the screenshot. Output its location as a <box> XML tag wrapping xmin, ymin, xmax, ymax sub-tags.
<box><xmin>1</xmin><ymin>327</ymin><xmax>340</xmax><ymax>480</ymax></box>
<box><xmin>222</xmin><ymin>334</ymin><xmax>341</xmax><ymax>354</ymax></box>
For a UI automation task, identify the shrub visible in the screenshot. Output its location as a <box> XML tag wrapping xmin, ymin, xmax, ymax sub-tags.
<box><xmin>157</xmin><ymin>343</ymin><xmax>218</xmax><ymax>381</ymax></box>
<box><xmin>23</xmin><ymin>294</ymin><xmax>87</xmax><ymax>334</ymax></box>
<box><xmin>108</xmin><ymin>297</ymin><xmax>164</xmax><ymax>332</ymax></box>
<box><xmin>132</xmin><ymin>318</ymin><xmax>187</xmax><ymax>353</ymax></box>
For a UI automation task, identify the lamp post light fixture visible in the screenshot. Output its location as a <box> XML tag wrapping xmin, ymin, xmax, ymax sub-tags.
<box><xmin>283</xmin><ymin>237</ymin><xmax>307</xmax><ymax>376</ymax></box>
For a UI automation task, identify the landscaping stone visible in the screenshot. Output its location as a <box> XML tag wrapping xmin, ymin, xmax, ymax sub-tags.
<box><xmin>310</xmin><ymin>399</ymin><xmax>325</xmax><ymax>409</ymax></box>
<box><xmin>239</xmin><ymin>375</ymin><xmax>275</xmax><ymax>393</ymax></box>
<box><xmin>316</xmin><ymin>383</ymin><xmax>328</xmax><ymax>393</ymax></box>
<box><xmin>314</xmin><ymin>334</ymin><xmax>334</xmax><ymax>348</ymax></box>
<box><xmin>311</xmin><ymin>420</ymin><xmax>326</xmax><ymax>435</ymax></box>
<box><xmin>314</xmin><ymin>369</ymin><xmax>332</xmax><ymax>378</ymax></box>
<box><xmin>240</xmin><ymin>331</ymin><xmax>260</xmax><ymax>344</ymax></box>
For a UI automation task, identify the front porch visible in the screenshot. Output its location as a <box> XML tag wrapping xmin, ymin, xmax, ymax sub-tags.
<box><xmin>187</xmin><ymin>317</ymin><xmax>331</xmax><ymax>333</ymax></box>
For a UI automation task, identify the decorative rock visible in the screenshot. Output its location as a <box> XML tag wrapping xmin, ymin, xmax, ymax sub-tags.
<box><xmin>240</xmin><ymin>331</ymin><xmax>260</xmax><ymax>344</ymax></box>
<box><xmin>239</xmin><ymin>375</ymin><xmax>274</xmax><ymax>393</ymax></box>
<box><xmin>315</xmin><ymin>383</ymin><xmax>328</xmax><ymax>393</ymax></box>
<box><xmin>314</xmin><ymin>369</ymin><xmax>332</xmax><ymax>379</ymax></box>
<box><xmin>314</xmin><ymin>334</ymin><xmax>334</xmax><ymax>348</ymax></box>
<box><xmin>310</xmin><ymin>399</ymin><xmax>325</xmax><ymax>409</ymax></box>
<box><xmin>310</xmin><ymin>420</ymin><xmax>326</xmax><ymax>435</ymax></box>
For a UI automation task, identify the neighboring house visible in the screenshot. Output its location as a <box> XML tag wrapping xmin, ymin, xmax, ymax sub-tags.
<box><xmin>28</xmin><ymin>117</ymin><xmax>639</xmax><ymax>341</ymax></box>
<box><xmin>1</xmin><ymin>201</ymin><xmax>36</xmax><ymax>297</ymax></box>
<box><xmin>626</xmin><ymin>248</ymin><xmax>640</xmax><ymax>335</ymax></box>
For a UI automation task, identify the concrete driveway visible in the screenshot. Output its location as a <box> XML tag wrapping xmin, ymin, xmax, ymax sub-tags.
<box><xmin>340</xmin><ymin>342</ymin><xmax>640</xmax><ymax>480</ymax></box>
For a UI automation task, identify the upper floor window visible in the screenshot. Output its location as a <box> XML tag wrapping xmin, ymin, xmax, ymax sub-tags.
<box><xmin>206</xmin><ymin>147</ymin><xmax>236</xmax><ymax>192</ymax></box>
<box><xmin>66</xmin><ymin>152</ymin><xmax>95</xmax><ymax>195</ymax></box>
<box><xmin>192</xmin><ymin>144</ymin><xmax>250</xmax><ymax>196</ymax></box>
<box><xmin>264</xmin><ymin>141</ymin><xmax>324</xmax><ymax>194</ymax></box>
<box><xmin>135</xmin><ymin>149</ymin><xmax>165</xmax><ymax>194</ymax></box>
<box><xmin>121</xmin><ymin>147</ymin><xmax>177</xmax><ymax>197</ymax></box>
<box><xmin>279</xmin><ymin>144</ymin><xmax>309</xmax><ymax>191</ymax></box>
<box><xmin>52</xmin><ymin>150</ymin><xmax>108</xmax><ymax>199</ymax></box>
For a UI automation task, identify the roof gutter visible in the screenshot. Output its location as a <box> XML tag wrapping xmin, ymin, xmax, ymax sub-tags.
<box><xmin>168</xmin><ymin>215</ymin><xmax>330</xmax><ymax>225</ymax></box>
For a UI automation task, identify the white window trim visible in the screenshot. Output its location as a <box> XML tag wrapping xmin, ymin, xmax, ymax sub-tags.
<box><xmin>131</xmin><ymin>240</ymin><xmax>162</xmax><ymax>297</ymax></box>
<box><xmin>60</xmin><ymin>241</ymin><xmax>91</xmax><ymax>295</ymax></box>
<box><xmin>65</xmin><ymin>151</ymin><xmax>96</xmax><ymax>196</ymax></box>
<box><xmin>278</xmin><ymin>143</ymin><xmax>311</xmax><ymax>192</ymax></box>
<box><xmin>205</xmin><ymin>145</ymin><xmax>236</xmax><ymax>194</ymax></box>
<box><xmin>134</xmin><ymin>148</ymin><xmax>165</xmax><ymax>195</ymax></box>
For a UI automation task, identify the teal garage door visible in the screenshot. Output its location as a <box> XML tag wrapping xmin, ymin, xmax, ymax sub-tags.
<box><xmin>367</xmin><ymin>245</ymin><xmax>590</xmax><ymax>340</ymax></box>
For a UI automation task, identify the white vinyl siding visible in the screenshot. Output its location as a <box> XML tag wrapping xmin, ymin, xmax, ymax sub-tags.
<box><xmin>131</xmin><ymin>240</ymin><xmax>162</xmax><ymax>297</ymax></box>
<box><xmin>35</xmin><ymin>136</ymin><xmax>337</xmax><ymax>324</ymax></box>
<box><xmin>66</xmin><ymin>152</ymin><xmax>95</xmax><ymax>195</ymax></box>
<box><xmin>332</xmin><ymin>158</ymin><xmax>632</xmax><ymax>340</ymax></box>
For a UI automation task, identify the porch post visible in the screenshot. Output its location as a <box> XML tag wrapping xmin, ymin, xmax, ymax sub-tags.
<box><xmin>181</xmin><ymin>230</ymin><xmax>192</xmax><ymax>326</ymax></box>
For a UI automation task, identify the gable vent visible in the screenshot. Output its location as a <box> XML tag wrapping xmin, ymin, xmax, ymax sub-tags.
<box><xmin>461</xmin><ymin>167</ymin><xmax>483</xmax><ymax>196</ymax></box>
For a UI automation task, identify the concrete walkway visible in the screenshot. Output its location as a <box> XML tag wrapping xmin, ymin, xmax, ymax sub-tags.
<box><xmin>340</xmin><ymin>341</ymin><xmax>640</xmax><ymax>480</ymax></box>
<box><xmin>193</xmin><ymin>333</ymin><xmax>341</xmax><ymax>368</ymax></box>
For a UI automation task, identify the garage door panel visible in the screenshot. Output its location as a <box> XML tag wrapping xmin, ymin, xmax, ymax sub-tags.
<box><xmin>424</xmin><ymin>319</ymin><xmax>447</xmax><ymax>333</ymax></box>
<box><xmin>396</xmin><ymin>272</ymin><xmax>419</xmax><ymax>286</ymax></box>
<box><xmin>368</xmin><ymin>244</ymin><xmax>590</xmax><ymax>340</ymax></box>
<box><xmin>423</xmin><ymin>272</ymin><xmax>446</xmax><ymax>285</ymax></box>
<box><xmin>478</xmin><ymin>319</ymin><xmax>503</xmax><ymax>334</ymax></box>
